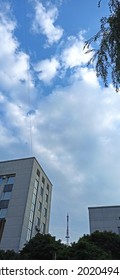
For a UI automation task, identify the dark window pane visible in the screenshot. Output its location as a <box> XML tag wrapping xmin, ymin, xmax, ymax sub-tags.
<box><xmin>41</xmin><ymin>187</ymin><xmax>43</xmax><ymax>196</ymax></box>
<box><xmin>42</xmin><ymin>177</ymin><xmax>45</xmax><ymax>184</ymax></box>
<box><xmin>3</xmin><ymin>184</ymin><xmax>13</xmax><ymax>192</ymax></box>
<box><xmin>0</xmin><ymin>178</ymin><xmax>3</xmax><ymax>185</ymax></box>
<box><xmin>0</xmin><ymin>218</ymin><xmax>6</xmax><ymax>241</ymax></box>
<box><xmin>43</xmin><ymin>223</ymin><xmax>46</xmax><ymax>234</ymax></box>
<box><xmin>38</xmin><ymin>201</ymin><xmax>42</xmax><ymax>212</ymax></box>
<box><xmin>37</xmin><ymin>217</ymin><xmax>40</xmax><ymax>227</ymax></box>
<box><xmin>46</xmin><ymin>194</ymin><xmax>48</xmax><ymax>202</ymax></box>
<box><xmin>44</xmin><ymin>208</ymin><xmax>47</xmax><ymax>218</ymax></box>
<box><xmin>0</xmin><ymin>200</ymin><xmax>9</xmax><ymax>209</ymax></box>
<box><xmin>37</xmin><ymin>169</ymin><xmax>40</xmax><ymax>177</ymax></box>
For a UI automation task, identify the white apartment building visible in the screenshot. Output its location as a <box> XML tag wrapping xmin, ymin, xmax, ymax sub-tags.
<box><xmin>0</xmin><ymin>157</ymin><xmax>52</xmax><ymax>252</ymax></box>
<box><xmin>88</xmin><ymin>205</ymin><xmax>120</xmax><ymax>234</ymax></box>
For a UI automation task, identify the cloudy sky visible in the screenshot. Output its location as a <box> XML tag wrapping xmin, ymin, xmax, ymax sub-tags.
<box><xmin>0</xmin><ymin>0</ymin><xmax>120</xmax><ymax>243</ymax></box>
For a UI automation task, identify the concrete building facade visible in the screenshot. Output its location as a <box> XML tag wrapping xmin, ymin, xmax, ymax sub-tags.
<box><xmin>88</xmin><ymin>205</ymin><xmax>120</xmax><ymax>234</ymax></box>
<box><xmin>0</xmin><ymin>157</ymin><xmax>52</xmax><ymax>252</ymax></box>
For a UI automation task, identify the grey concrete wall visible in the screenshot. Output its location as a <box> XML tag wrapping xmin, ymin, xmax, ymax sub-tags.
<box><xmin>0</xmin><ymin>158</ymin><xmax>34</xmax><ymax>251</ymax></box>
<box><xmin>0</xmin><ymin>157</ymin><xmax>52</xmax><ymax>252</ymax></box>
<box><xmin>89</xmin><ymin>206</ymin><xmax>120</xmax><ymax>234</ymax></box>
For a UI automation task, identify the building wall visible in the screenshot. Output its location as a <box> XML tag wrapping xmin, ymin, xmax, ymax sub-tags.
<box><xmin>0</xmin><ymin>157</ymin><xmax>52</xmax><ymax>252</ymax></box>
<box><xmin>88</xmin><ymin>206</ymin><xmax>120</xmax><ymax>235</ymax></box>
<box><xmin>19</xmin><ymin>158</ymin><xmax>52</xmax><ymax>250</ymax></box>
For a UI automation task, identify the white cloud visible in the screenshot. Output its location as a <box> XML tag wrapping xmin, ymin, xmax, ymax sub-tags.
<box><xmin>32</xmin><ymin>1</ymin><xmax>63</xmax><ymax>45</ymax></box>
<box><xmin>0</xmin><ymin>92</ymin><xmax>6</xmax><ymax>103</ymax></box>
<box><xmin>61</xmin><ymin>33</ymin><xmax>92</xmax><ymax>69</ymax></box>
<box><xmin>0</xmin><ymin>121</ymin><xmax>17</xmax><ymax>147</ymax></box>
<box><xmin>34</xmin><ymin>57</ymin><xmax>60</xmax><ymax>83</ymax></box>
<box><xmin>33</xmin><ymin>32</ymin><xmax>94</xmax><ymax>84</ymax></box>
<box><xmin>73</xmin><ymin>67</ymin><xmax>99</xmax><ymax>87</ymax></box>
<box><xmin>0</xmin><ymin>4</ymin><xmax>34</xmax><ymax>95</ymax></box>
<box><xmin>0</xmin><ymin>19</ymin><xmax>17</xmax><ymax>56</ymax></box>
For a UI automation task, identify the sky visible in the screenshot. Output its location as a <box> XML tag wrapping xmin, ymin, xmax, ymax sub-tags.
<box><xmin>0</xmin><ymin>0</ymin><xmax>120</xmax><ymax>243</ymax></box>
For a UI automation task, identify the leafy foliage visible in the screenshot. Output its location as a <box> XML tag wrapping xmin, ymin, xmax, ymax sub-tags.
<box><xmin>20</xmin><ymin>233</ymin><xmax>68</xmax><ymax>260</ymax></box>
<box><xmin>68</xmin><ymin>239</ymin><xmax>110</xmax><ymax>259</ymax></box>
<box><xmin>85</xmin><ymin>0</ymin><xmax>120</xmax><ymax>91</ymax></box>
<box><xmin>0</xmin><ymin>231</ymin><xmax>120</xmax><ymax>259</ymax></box>
<box><xmin>20</xmin><ymin>234</ymin><xmax>57</xmax><ymax>259</ymax></box>
<box><xmin>0</xmin><ymin>249</ymin><xmax>19</xmax><ymax>259</ymax></box>
<box><xmin>82</xmin><ymin>231</ymin><xmax>120</xmax><ymax>259</ymax></box>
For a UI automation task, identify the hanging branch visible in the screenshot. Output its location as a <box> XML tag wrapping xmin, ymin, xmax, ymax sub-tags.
<box><xmin>85</xmin><ymin>0</ymin><xmax>120</xmax><ymax>91</ymax></box>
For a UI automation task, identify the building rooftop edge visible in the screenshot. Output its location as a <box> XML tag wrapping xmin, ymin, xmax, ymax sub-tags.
<box><xmin>88</xmin><ymin>205</ymin><xmax>120</xmax><ymax>210</ymax></box>
<box><xmin>0</xmin><ymin>156</ymin><xmax>36</xmax><ymax>164</ymax></box>
<box><xmin>0</xmin><ymin>156</ymin><xmax>53</xmax><ymax>186</ymax></box>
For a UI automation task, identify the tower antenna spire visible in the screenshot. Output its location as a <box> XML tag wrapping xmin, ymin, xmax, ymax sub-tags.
<box><xmin>65</xmin><ymin>213</ymin><xmax>70</xmax><ymax>246</ymax></box>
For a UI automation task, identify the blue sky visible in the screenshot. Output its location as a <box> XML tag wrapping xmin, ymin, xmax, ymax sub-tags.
<box><xmin>0</xmin><ymin>0</ymin><xmax>120</xmax><ymax>243</ymax></box>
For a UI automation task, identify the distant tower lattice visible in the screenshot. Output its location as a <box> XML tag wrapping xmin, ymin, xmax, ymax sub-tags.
<box><xmin>65</xmin><ymin>213</ymin><xmax>70</xmax><ymax>246</ymax></box>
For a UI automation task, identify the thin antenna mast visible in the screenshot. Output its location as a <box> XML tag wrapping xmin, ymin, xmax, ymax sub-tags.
<box><xmin>65</xmin><ymin>213</ymin><xmax>70</xmax><ymax>246</ymax></box>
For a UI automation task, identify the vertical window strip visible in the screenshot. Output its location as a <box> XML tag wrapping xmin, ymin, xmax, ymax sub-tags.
<box><xmin>26</xmin><ymin>179</ymin><xmax>39</xmax><ymax>242</ymax></box>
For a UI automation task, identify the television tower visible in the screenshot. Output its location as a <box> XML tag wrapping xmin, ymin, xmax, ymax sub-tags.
<box><xmin>65</xmin><ymin>213</ymin><xmax>70</xmax><ymax>246</ymax></box>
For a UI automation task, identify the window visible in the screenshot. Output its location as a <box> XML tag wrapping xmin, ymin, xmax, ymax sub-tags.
<box><xmin>38</xmin><ymin>201</ymin><xmax>42</xmax><ymax>212</ymax></box>
<box><xmin>28</xmin><ymin>221</ymin><xmax>32</xmax><ymax>230</ymax></box>
<box><xmin>29</xmin><ymin>211</ymin><xmax>34</xmax><ymax>222</ymax></box>
<box><xmin>0</xmin><ymin>209</ymin><xmax>7</xmax><ymax>218</ymax></box>
<box><xmin>37</xmin><ymin>169</ymin><xmax>40</xmax><ymax>177</ymax></box>
<box><xmin>33</xmin><ymin>180</ymin><xmax>38</xmax><ymax>196</ymax></box>
<box><xmin>46</xmin><ymin>194</ymin><xmax>48</xmax><ymax>203</ymax></box>
<box><xmin>32</xmin><ymin>194</ymin><xmax>36</xmax><ymax>205</ymax></box>
<box><xmin>47</xmin><ymin>184</ymin><xmax>49</xmax><ymax>191</ymax></box>
<box><xmin>7</xmin><ymin>175</ymin><xmax>15</xmax><ymax>185</ymax></box>
<box><xmin>36</xmin><ymin>217</ymin><xmax>40</xmax><ymax>227</ymax></box>
<box><xmin>0</xmin><ymin>200</ymin><xmax>9</xmax><ymax>209</ymax></box>
<box><xmin>0</xmin><ymin>218</ymin><xmax>6</xmax><ymax>241</ymax></box>
<box><xmin>3</xmin><ymin>184</ymin><xmax>13</xmax><ymax>192</ymax></box>
<box><xmin>44</xmin><ymin>208</ymin><xmax>47</xmax><ymax>218</ymax></box>
<box><xmin>42</xmin><ymin>177</ymin><xmax>45</xmax><ymax>184</ymax></box>
<box><xmin>26</xmin><ymin>229</ymin><xmax>31</xmax><ymax>242</ymax></box>
<box><xmin>41</xmin><ymin>187</ymin><xmax>43</xmax><ymax>196</ymax></box>
<box><xmin>34</xmin><ymin>179</ymin><xmax>39</xmax><ymax>190</ymax></box>
<box><xmin>43</xmin><ymin>223</ymin><xmax>46</xmax><ymax>234</ymax></box>
<box><xmin>1</xmin><ymin>192</ymin><xmax>12</xmax><ymax>200</ymax></box>
<box><xmin>33</xmin><ymin>187</ymin><xmax>37</xmax><ymax>196</ymax></box>
<box><xmin>27</xmin><ymin>178</ymin><xmax>39</xmax><ymax>242</ymax></box>
<box><xmin>31</xmin><ymin>203</ymin><xmax>34</xmax><ymax>212</ymax></box>
<box><xmin>0</xmin><ymin>177</ymin><xmax>3</xmax><ymax>185</ymax></box>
